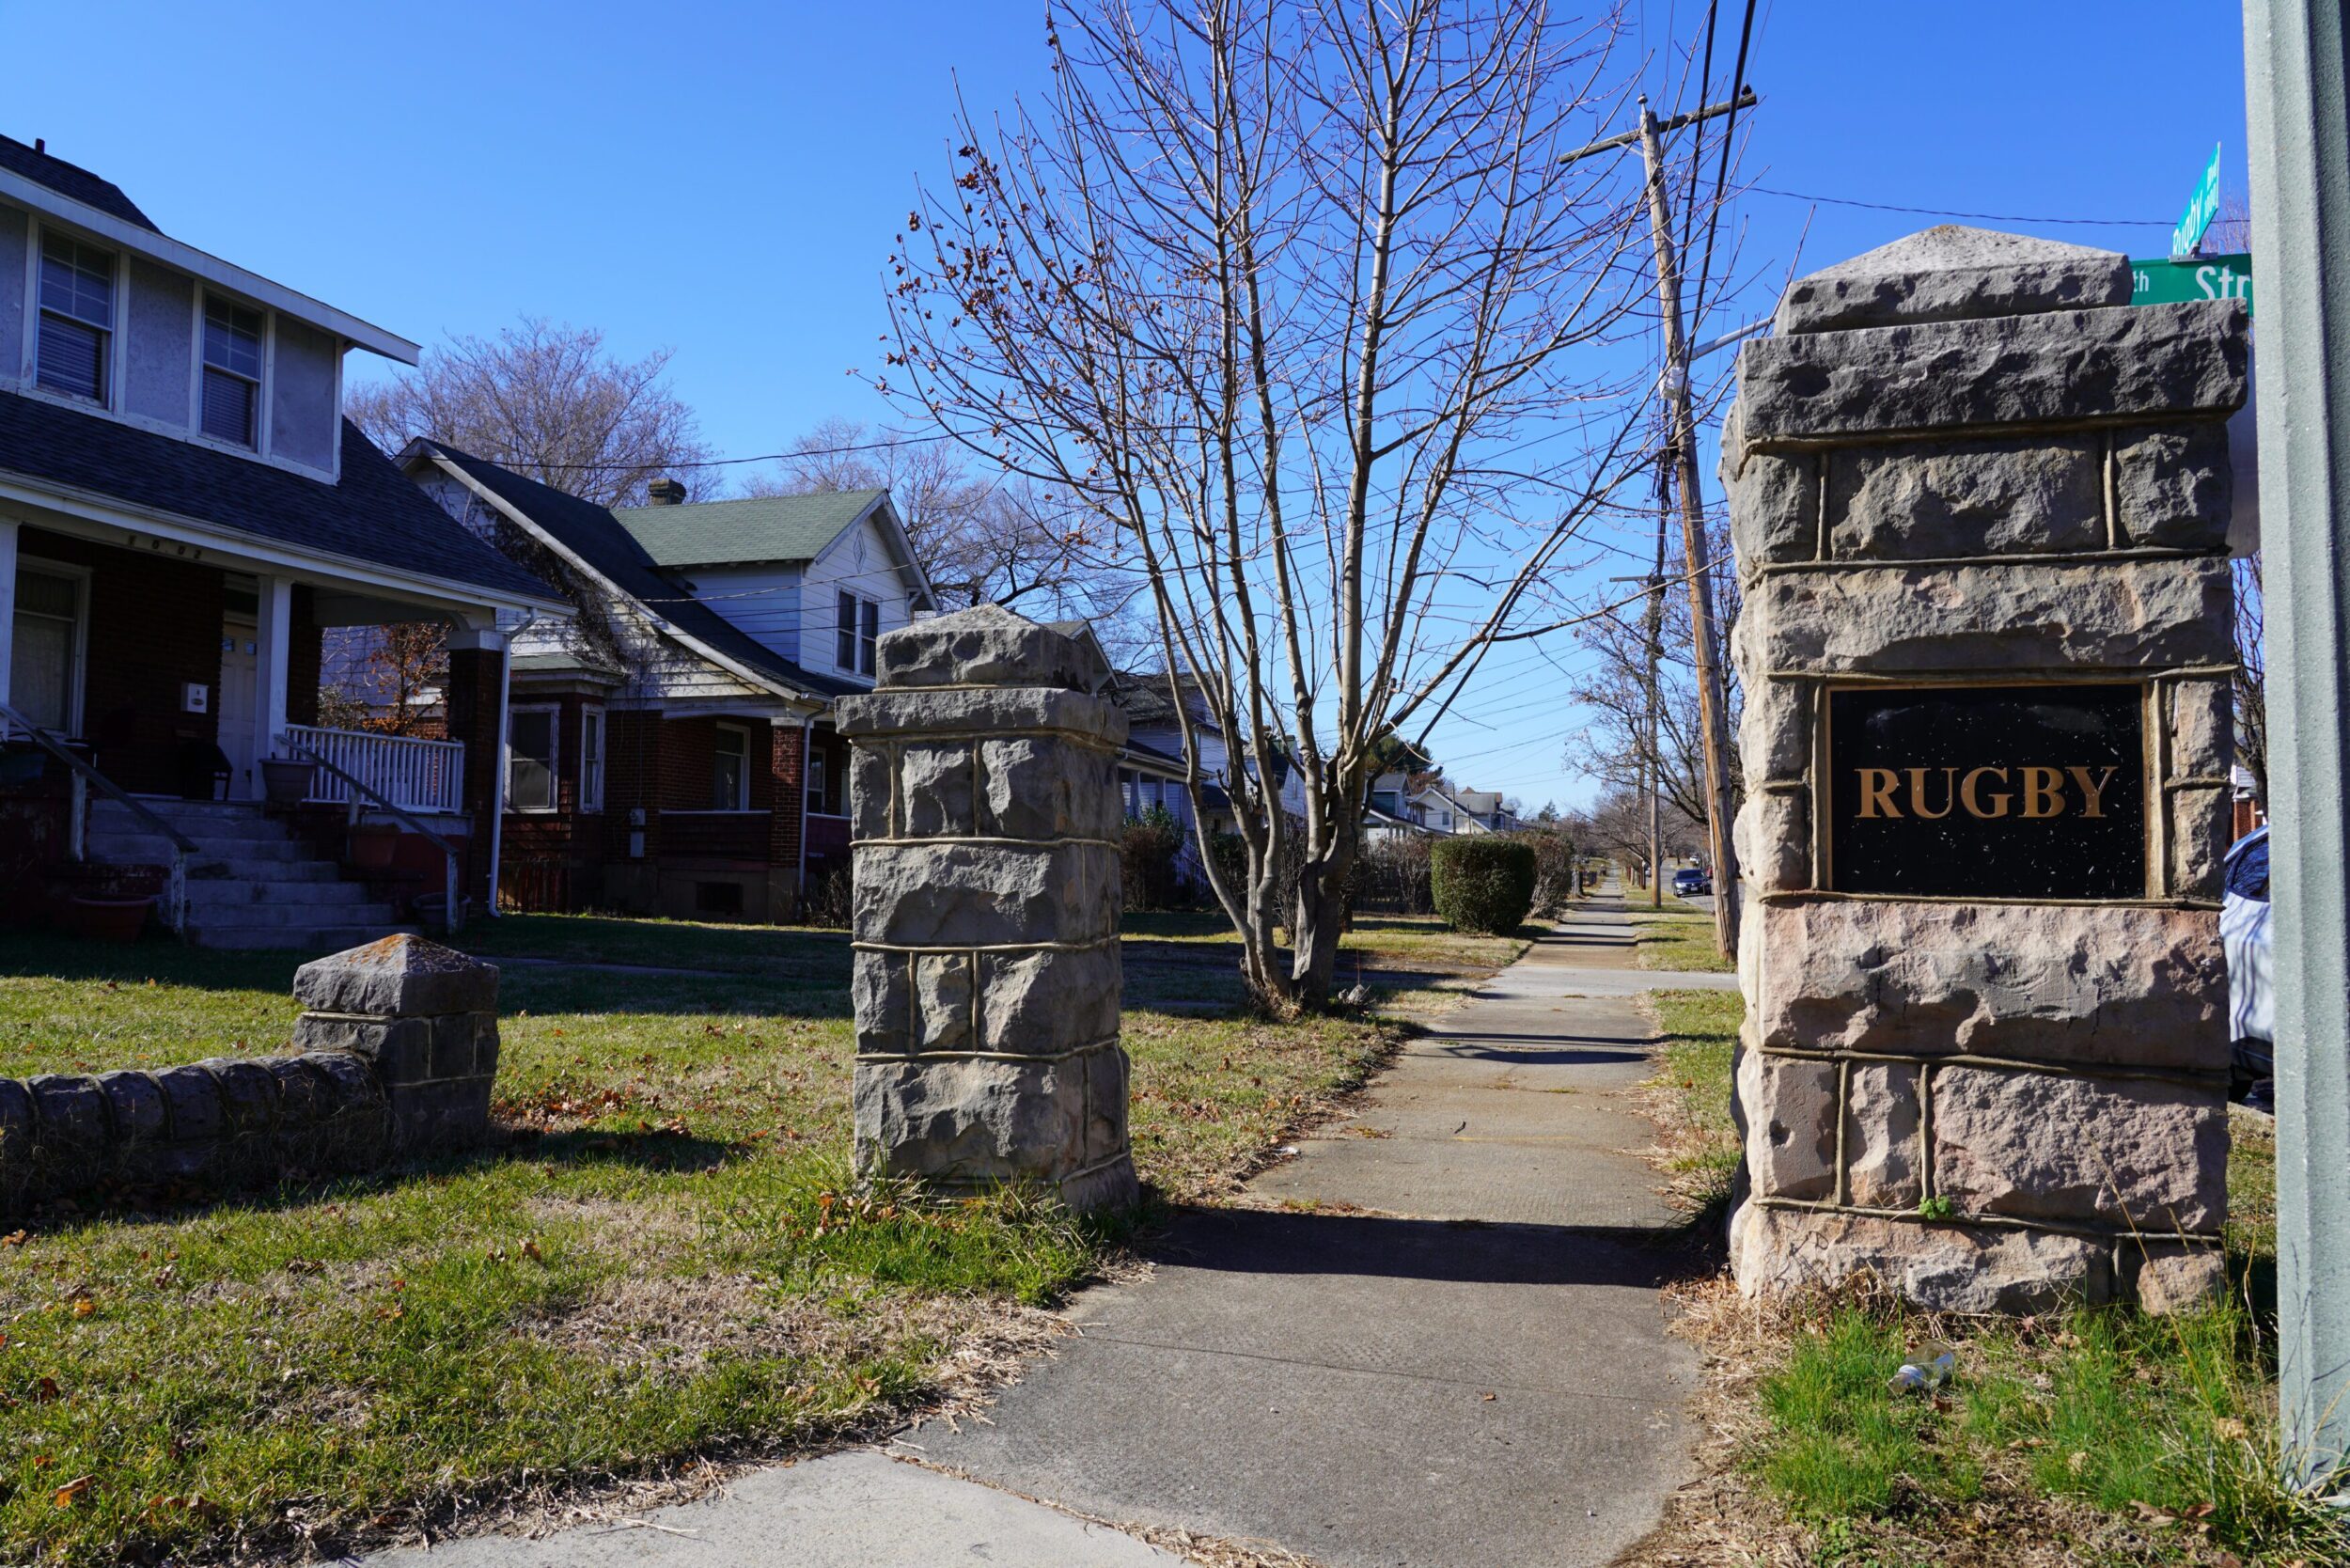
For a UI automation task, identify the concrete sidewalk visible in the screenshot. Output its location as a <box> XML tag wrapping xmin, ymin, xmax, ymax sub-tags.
<box><xmin>370</xmin><ymin>896</ymin><xmax>1697</xmax><ymax>1567</ymax></box>
<box><xmin>914</xmin><ymin>899</ymin><xmax>1698</xmax><ymax>1566</ymax></box>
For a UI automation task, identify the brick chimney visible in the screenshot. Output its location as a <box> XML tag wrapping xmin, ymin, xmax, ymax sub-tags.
<box><xmin>645</xmin><ymin>477</ymin><xmax>686</xmax><ymax>506</ymax></box>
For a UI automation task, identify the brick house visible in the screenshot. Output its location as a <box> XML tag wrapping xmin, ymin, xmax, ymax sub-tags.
<box><xmin>399</xmin><ymin>445</ymin><xmax>936</xmax><ymax>920</ymax></box>
<box><xmin>0</xmin><ymin>134</ymin><xmax>564</xmax><ymax>948</ymax></box>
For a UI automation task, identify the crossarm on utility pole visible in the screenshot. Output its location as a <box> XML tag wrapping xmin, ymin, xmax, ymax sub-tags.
<box><xmin>1558</xmin><ymin>86</ymin><xmax>1759</xmax><ymax>165</ymax></box>
<box><xmin>1636</xmin><ymin>97</ymin><xmax>1743</xmax><ymax>961</ymax></box>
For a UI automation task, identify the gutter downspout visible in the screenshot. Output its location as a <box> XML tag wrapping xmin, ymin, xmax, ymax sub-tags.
<box><xmin>485</xmin><ymin>610</ymin><xmax>537</xmax><ymax>918</ymax></box>
<box><xmin>798</xmin><ymin>711</ymin><xmax>816</xmax><ymax>916</ymax></box>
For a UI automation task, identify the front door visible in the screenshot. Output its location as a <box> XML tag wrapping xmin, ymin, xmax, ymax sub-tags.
<box><xmin>217</xmin><ymin>615</ymin><xmax>258</xmax><ymax>799</ymax></box>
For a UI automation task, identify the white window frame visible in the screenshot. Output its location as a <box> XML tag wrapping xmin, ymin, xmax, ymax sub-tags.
<box><xmin>28</xmin><ymin>226</ymin><xmax>119</xmax><ymax>409</ymax></box>
<box><xmin>835</xmin><ymin>589</ymin><xmax>859</xmax><ymax>672</ymax></box>
<box><xmin>506</xmin><ymin>703</ymin><xmax>560</xmax><ymax>814</ymax></box>
<box><xmin>578</xmin><ymin>704</ymin><xmax>606</xmax><ymax>814</ymax></box>
<box><xmin>195</xmin><ymin>289</ymin><xmax>270</xmax><ymax>452</ymax></box>
<box><xmin>712</xmin><ymin>721</ymin><xmax>753</xmax><ymax>812</ymax></box>
<box><xmin>9</xmin><ymin>557</ymin><xmax>91</xmax><ymax>736</ymax></box>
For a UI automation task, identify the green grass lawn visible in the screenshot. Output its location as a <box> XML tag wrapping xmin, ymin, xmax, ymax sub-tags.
<box><xmin>0</xmin><ymin>913</ymin><xmax>1476</xmax><ymax>1565</ymax></box>
<box><xmin>1639</xmin><ymin>993</ymin><xmax>2341</xmax><ymax>1567</ymax></box>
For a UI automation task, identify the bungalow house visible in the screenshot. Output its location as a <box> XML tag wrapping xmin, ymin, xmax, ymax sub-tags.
<box><xmin>399</xmin><ymin>447</ymin><xmax>936</xmax><ymax>920</ymax></box>
<box><xmin>1407</xmin><ymin>776</ymin><xmax>1522</xmax><ymax>835</ymax></box>
<box><xmin>1104</xmin><ymin>667</ymin><xmax>1310</xmax><ymax>886</ymax></box>
<box><xmin>0</xmin><ymin>134</ymin><xmax>564</xmax><ymax>948</ymax></box>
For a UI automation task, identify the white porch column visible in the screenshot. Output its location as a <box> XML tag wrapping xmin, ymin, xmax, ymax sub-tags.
<box><xmin>249</xmin><ymin>574</ymin><xmax>293</xmax><ymax>791</ymax></box>
<box><xmin>0</xmin><ymin>519</ymin><xmax>17</xmax><ymax>724</ymax></box>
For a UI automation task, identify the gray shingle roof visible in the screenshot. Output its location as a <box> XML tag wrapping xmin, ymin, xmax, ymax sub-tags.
<box><xmin>0</xmin><ymin>133</ymin><xmax>159</xmax><ymax>231</ymax></box>
<box><xmin>612</xmin><ymin>489</ymin><xmax>885</xmax><ymax>568</ymax></box>
<box><xmin>0</xmin><ymin>394</ymin><xmax>556</xmax><ymax>604</ymax></box>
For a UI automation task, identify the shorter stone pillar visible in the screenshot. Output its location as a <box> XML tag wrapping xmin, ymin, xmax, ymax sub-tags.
<box><xmin>292</xmin><ymin>934</ymin><xmax>501</xmax><ymax>1150</ymax></box>
<box><xmin>836</xmin><ymin>604</ymin><xmax>1138</xmax><ymax>1213</ymax></box>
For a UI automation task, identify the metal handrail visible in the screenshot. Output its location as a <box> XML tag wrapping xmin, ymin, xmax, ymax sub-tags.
<box><xmin>276</xmin><ymin>733</ymin><xmax>463</xmax><ymax>936</ymax></box>
<box><xmin>0</xmin><ymin>698</ymin><xmax>199</xmax><ymax>936</ymax></box>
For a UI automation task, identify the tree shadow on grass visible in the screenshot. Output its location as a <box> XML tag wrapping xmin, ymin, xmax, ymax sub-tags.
<box><xmin>6</xmin><ymin>1123</ymin><xmax>754</xmax><ymax>1235</ymax></box>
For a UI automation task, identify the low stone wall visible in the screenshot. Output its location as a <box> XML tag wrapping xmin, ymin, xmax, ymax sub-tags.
<box><xmin>0</xmin><ymin>935</ymin><xmax>499</xmax><ymax>1217</ymax></box>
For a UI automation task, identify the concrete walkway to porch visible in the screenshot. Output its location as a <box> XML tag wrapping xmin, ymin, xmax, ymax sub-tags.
<box><xmin>368</xmin><ymin>890</ymin><xmax>1699</xmax><ymax>1568</ymax></box>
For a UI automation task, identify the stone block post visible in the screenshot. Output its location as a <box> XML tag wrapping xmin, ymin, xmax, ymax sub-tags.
<box><xmin>836</xmin><ymin>604</ymin><xmax>1138</xmax><ymax>1214</ymax></box>
<box><xmin>292</xmin><ymin>934</ymin><xmax>502</xmax><ymax>1150</ymax></box>
<box><xmin>1722</xmin><ymin>227</ymin><xmax>2247</xmax><ymax>1313</ymax></box>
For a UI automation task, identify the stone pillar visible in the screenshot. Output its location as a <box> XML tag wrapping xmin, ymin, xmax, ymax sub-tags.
<box><xmin>836</xmin><ymin>604</ymin><xmax>1138</xmax><ymax>1213</ymax></box>
<box><xmin>292</xmin><ymin>934</ymin><xmax>502</xmax><ymax>1151</ymax></box>
<box><xmin>1722</xmin><ymin>227</ymin><xmax>2247</xmax><ymax>1314</ymax></box>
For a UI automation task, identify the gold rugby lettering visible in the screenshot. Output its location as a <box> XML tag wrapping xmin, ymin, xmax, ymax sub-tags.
<box><xmin>1850</xmin><ymin>764</ymin><xmax>2127</xmax><ymax>820</ymax></box>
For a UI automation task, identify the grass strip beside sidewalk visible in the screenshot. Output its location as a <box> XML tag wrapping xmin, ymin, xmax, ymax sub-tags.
<box><xmin>1631</xmin><ymin>992</ymin><xmax>2342</xmax><ymax>1568</ymax></box>
<box><xmin>0</xmin><ymin>918</ymin><xmax>1457</xmax><ymax>1566</ymax></box>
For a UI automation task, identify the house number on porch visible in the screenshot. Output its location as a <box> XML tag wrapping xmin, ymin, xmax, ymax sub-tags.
<box><xmin>118</xmin><ymin>531</ymin><xmax>205</xmax><ymax>560</ymax></box>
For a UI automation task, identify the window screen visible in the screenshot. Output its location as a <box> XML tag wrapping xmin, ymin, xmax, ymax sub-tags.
<box><xmin>201</xmin><ymin>297</ymin><xmax>263</xmax><ymax>447</ymax></box>
<box><xmin>10</xmin><ymin>568</ymin><xmax>81</xmax><ymax>732</ymax></box>
<box><xmin>37</xmin><ymin>234</ymin><xmax>113</xmax><ymax>401</ymax></box>
<box><xmin>713</xmin><ymin>726</ymin><xmax>750</xmax><ymax>811</ymax></box>
<box><xmin>509</xmin><ymin>710</ymin><xmax>556</xmax><ymax>811</ymax></box>
<box><xmin>836</xmin><ymin>591</ymin><xmax>858</xmax><ymax>670</ymax></box>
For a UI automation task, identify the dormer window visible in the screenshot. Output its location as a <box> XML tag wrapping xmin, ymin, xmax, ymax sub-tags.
<box><xmin>835</xmin><ymin>591</ymin><xmax>878</xmax><ymax>676</ymax></box>
<box><xmin>201</xmin><ymin>297</ymin><xmax>264</xmax><ymax>447</ymax></box>
<box><xmin>36</xmin><ymin>233</ymin><xmax>114</xmax><ymax>403</ymax></box>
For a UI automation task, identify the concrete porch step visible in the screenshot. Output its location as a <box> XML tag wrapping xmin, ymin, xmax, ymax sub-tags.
<box><xmin>89</xmin><ymin>803</ymin><xmax>292</xmax><ymax>843</ymax></box>
<box><xmin>187</xmin><ymin>898</ymin><xmax>404</xmax><ymax>929</ymax></box>
<box><xmin>188</xmin><ymin>922</ymin><xmax>422</xmax><ymax>952</ymax></box>
<box><xmin>87</xmin><ymin>832</ymin><xmax>316</xmax><ymax>865</ymax></box>
<box><xmin>185</xmin><ymin>878</ymin><xmax>378</xmax><ymax>908</ymax></box>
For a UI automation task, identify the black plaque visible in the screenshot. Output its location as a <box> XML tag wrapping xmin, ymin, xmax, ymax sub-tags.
<box><xmin>1825</xmin><ymin>683</ymin><xmax>2147</xmax><ymax>899</ymax></box>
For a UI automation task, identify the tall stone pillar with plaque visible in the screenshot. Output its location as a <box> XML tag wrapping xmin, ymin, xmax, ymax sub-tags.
<box><xmin>1722</xmin><ymin>227</ymin><xmax>2247</xmax><ymax>1313</ymax></box>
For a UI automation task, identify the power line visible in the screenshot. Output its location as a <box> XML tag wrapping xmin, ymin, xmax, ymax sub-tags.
<box><xmin>1746</xmin><ymin>185</ymin><xmax>2172</xmax><ymax>228</ymax></box>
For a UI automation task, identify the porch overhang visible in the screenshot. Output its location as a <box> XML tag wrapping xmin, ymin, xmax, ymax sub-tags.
<box><xmin>0</xmin><ymin>468</ymin><xmax>572</xmax><ymax>626</ymax></box>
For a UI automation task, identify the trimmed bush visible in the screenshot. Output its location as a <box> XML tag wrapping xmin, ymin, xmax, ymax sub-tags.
<box><xmin>1121</xmin><ymin>805</ymin><xmax>1188</xmax><ymax>910</ymax></box>
<box><xmin>1431</xmin><ymin>838</ymin><xmax>1537</xmax><ymax>933</ymax></box>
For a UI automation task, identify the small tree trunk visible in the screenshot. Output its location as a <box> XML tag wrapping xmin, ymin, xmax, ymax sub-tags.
<box><xmin>1290</xmin><ymin>830</ymin><xmax>1359</xmax><ymax>1004</ymax></box>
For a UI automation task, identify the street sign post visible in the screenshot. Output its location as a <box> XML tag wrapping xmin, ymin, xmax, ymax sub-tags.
<box><xmin>2172</xmin><ymin>142</ymin><xmax>2223</xmax><ymax>258</ymax></box>
<box><xmin>2132</xmin><ymin>254</ymin><xmax>2255</xmax><ymax>313</ymax></box>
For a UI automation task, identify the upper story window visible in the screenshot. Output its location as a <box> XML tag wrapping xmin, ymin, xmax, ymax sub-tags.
<box><xmin>835</xmin><ymin>591</ymin><xmax>878</xmax><ymax>677</ymax></box>
<box><xmin>36</xmin><ymin>233</ymin><xmax>115</xmax><ymax>403</ymax></box>
<box><xmin>201</xmin><ymin>296</ymin><xmax>264</xmax><ymax>447</ymax></box>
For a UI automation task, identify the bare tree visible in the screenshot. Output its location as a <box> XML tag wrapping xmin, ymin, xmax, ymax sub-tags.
<box><xmin>882</xmin><ymin>0</ymin><xmax>1653</xmax><ymax>1007</ymax></box>
<box><xmin>1567</xmin><ymin>550</ymin><xmax>1743</xmax><ymax>839</ymax></box>
<box><xmin>756</xmin><ymin>419</ymin><xmax>1139</xmax><ymax>620</ymax></box>
<box><xmin>317</xmin><ymin>623</ymin><xmax>449</xmax><ymax>735</ymax></box>
<box><xmin>349</xmin><ymin>318</ymin><xmax>714</xmax><ymax>509</ymax></box>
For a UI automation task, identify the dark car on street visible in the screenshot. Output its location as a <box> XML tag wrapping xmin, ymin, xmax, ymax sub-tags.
<box><xmin>1672</xmin><ymin>867</ymin><xmax>1710</xmax><ymax>897</ymax></box>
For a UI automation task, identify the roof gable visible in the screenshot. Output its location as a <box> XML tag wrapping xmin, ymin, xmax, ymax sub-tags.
<box><xmin>413</xmin><ymin>444</ymin><xmax>863</xmax><ymax>701</ymax></box>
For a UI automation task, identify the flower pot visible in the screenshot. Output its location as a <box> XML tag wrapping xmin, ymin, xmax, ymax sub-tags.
<box><xmin>61</xmin><ymin>895</ymin><xmax>152</xmax><ymax>944</ymax></box>
<box><xmin>350</xmin><ymin>824</ymin><xmax>400</xmax><ymax>870</ymax></box>
<box><xmin>260</xmin><ymin>758</ymin><xmax>317</xmax><ymax>807</ymax></box>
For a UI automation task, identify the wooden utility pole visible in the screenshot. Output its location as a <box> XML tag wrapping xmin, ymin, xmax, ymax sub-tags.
<box><xmin>1646</xmin><ymin>465</ymin><xmax>1668</xmax><ymax>909</ymax></box>
<box><xmin>1635</xmin><ymin>95</ymin><xmax>1742</xmax><ymax>959</ymax></box>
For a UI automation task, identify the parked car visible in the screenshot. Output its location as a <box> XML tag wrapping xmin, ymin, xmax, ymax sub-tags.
<box><xmin>1672</xmin><ymin>867</ymin><xmax>1710</xmax><ymax>897</ymax></box>
<box><xmin>2221</xmin><ymin>826</ymin><xmax>2274</xmax><ymax>1113</ymax></box>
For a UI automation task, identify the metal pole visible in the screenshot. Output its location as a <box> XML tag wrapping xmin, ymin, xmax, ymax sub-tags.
<box><xmin>1637</xmin><ymin>98</ymin><xmax>1742</xmax><ymax>957</ymax></box>
<box><xmin>2243</xmin><ymin>0</ymin><xmax>2350</xmax><ymax>1484</ymax></box>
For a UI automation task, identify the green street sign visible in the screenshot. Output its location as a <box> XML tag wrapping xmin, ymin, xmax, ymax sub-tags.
<box><xmin>2131</xmin><ymin>254</ymin><xmax>2254</xmax><ymax>315</ymax></box>
<box><xmin>2173</xmin><ymin>142</ymin><xmax>2223</xmax><ymax>258</ymax></box>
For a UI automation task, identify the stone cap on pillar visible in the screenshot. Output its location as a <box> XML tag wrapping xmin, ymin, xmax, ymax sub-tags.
<box><xmin>1774</xmin><ymin>225</ymin><xmax>2132</xmax><ymax>336</ymax></box>
<box><xmin>293</xmin><ymin>934</ymin><xmax>499</xmax><ymax>1019</ymax></box>
<box><xmin>875</xmin><ymin>603</ymin><xmax>1111</xmax><ymax>694</ymax></box>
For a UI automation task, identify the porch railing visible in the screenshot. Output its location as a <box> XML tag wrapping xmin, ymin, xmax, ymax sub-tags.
<box><xmin>284</xmin><ymin>725</ymin><xmax>464</xmax><ymax>815</ymax></box>
<box><xmin>0</xmin><ymin>699</ymin><xmax>198</xmax><ymax>936</ymax></box>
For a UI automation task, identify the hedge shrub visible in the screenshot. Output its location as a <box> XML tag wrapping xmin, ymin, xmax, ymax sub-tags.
<box><xmin>1431</xmin><ymin>837</ymin><xmax>1537</xmax><ymax>933</ymax></box>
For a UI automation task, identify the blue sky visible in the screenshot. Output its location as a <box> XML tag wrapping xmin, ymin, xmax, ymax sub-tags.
<box><xmin>8</xmin><ymin>2</ymin><xmax>2249</xmax><ymax>814</ymax></box>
